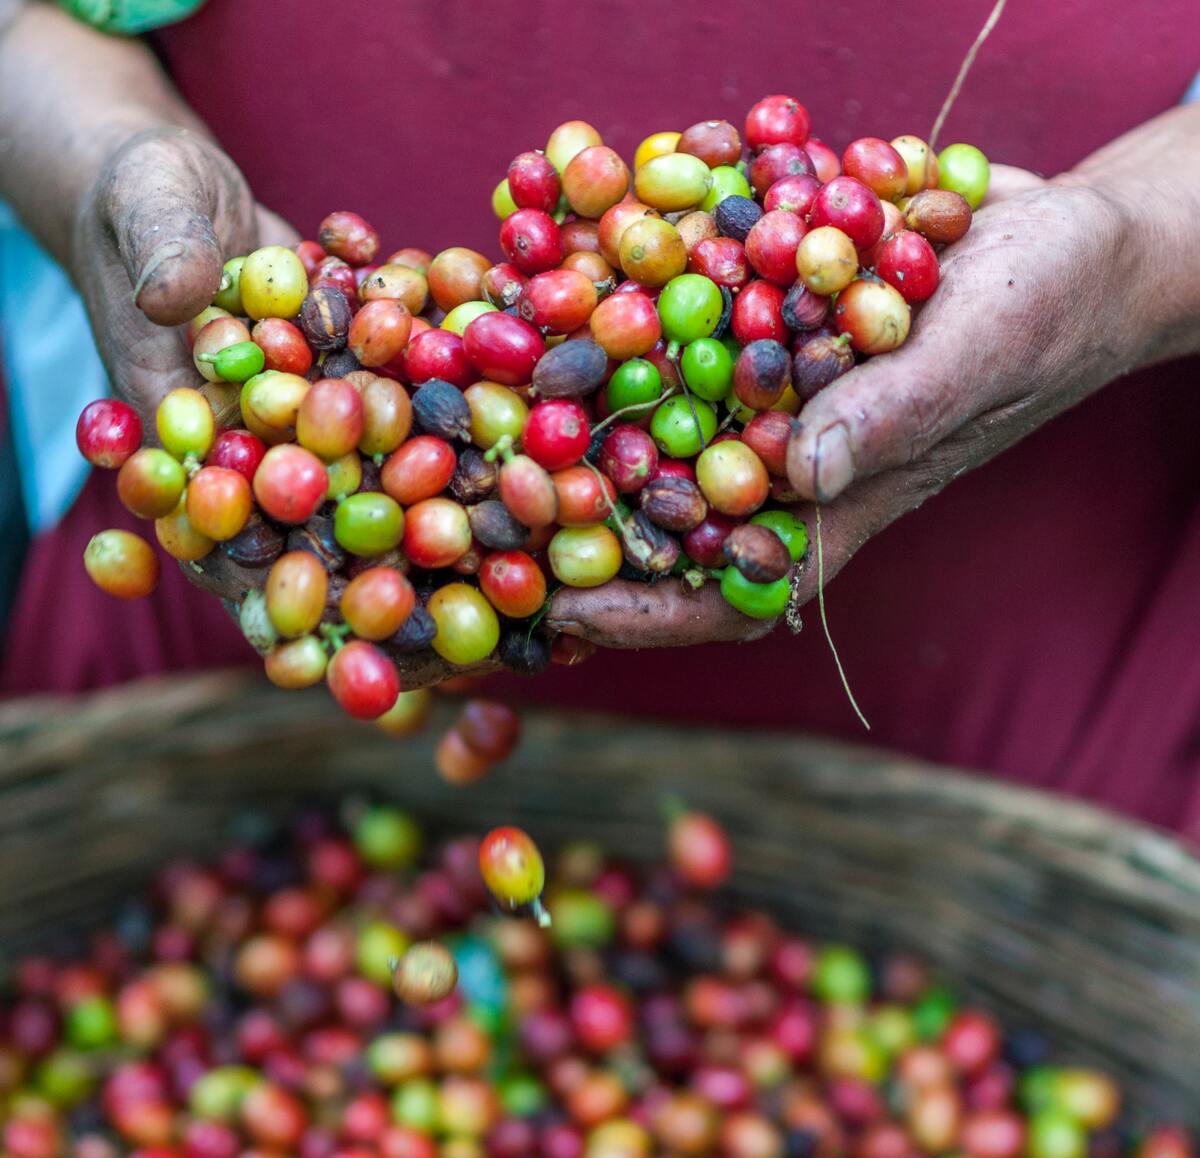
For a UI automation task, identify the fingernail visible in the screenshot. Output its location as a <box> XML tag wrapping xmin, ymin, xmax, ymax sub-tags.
<box><xmin>814</xmin><ymin>423</ymin><xmax>854</xmax><ymax>502</ymax></box>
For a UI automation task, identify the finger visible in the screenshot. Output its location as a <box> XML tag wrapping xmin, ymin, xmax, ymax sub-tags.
<box><xmin>786</xmin><ymin>316</ymin><xmax>975</xmax><ymax>504</ymax></box>
<box><xmin>96</xmin><ymin>129</ymin><xmax>250</xmax><ymax>326</ymax></box>
<box><xmin>545</xmin><ymin>578</ymin><xmax>777</xmax><ymax>649</ymax></box>
<box><xmin>74</xmin><ymin>240</ymin><xmax>207</xmax><ymax>415</ymax></box>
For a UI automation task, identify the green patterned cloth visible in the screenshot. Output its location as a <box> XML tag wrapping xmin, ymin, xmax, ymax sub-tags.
<box><xmin>57</xmin><ymin>0</ymin><xmax>207</xmax><ymax>35</ymax></box>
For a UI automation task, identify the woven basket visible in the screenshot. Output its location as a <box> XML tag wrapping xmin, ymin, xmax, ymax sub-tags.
<box><xmin>2</xmin><ymin>670</ymin><xmax>1199</xmax><ymax>1124</ymax></box>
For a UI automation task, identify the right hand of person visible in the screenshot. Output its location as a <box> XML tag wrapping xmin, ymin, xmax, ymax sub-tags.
<box><xmin>72</xmin><ymin>126</ymin><xmax>298</xmax><ymax>418</ymax></box>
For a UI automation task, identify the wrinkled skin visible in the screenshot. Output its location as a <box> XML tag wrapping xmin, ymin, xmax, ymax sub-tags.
<box><xmin>73</xmin><ymin>127</ymin><xmax>298</xmax><ymax>415</ymax></box>
<box><xmin>86</xmin><ymin>128</ymin><xmax>1199</xmax><ymax>687</ymax></box>
<box><xmin>547</xmin><ymin>165</ymin><xmax>1156</xmax><ymax>648</ymax></box>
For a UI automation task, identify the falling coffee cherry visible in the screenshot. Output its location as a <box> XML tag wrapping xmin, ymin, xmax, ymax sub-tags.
<box><xmin>479</xmin><ymin>826</ymin><xmax>549</xmax><ymax>925</ymax></box>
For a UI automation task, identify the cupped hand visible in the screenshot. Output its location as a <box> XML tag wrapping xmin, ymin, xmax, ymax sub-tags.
<box><xmin>72</xmin><ymin>126</ymin><xmax>298</xmax><ymax>417</ymax></box>
<box><xmin>546</xmin><ymin>165</ymin><xmax>1138</xmax><ymax>647</ymax></box>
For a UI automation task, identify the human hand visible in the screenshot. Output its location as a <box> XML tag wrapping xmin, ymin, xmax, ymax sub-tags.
<box><xmin>72</xmin><ymin>126</ymin><xmax>298</xmax><ymax>418</ymax></box>
<box><xmin>544</xmin><ymin>165</ymin><xmax>1141</xmax><ymax>647</ymax></box>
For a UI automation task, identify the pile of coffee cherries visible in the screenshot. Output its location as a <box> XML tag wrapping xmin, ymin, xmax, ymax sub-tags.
<box><xmin>0</xmin><ymin>802</ymin><xmax>1188</xmax><ymax>1158</ymax></box>
<box><xmin>77</xmin><ymin>94</ymin><xmax>989</xmax><ymax>718</ymax></box>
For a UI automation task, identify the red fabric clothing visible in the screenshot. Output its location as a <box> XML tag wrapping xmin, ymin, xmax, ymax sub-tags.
<box><xmin>5</xmin><ymin>0</ymin><xmax>1200</xmax><ymax>832</ymax></box>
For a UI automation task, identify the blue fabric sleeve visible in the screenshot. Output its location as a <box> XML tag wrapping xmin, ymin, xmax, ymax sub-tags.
<box><xmin>0</xmin><ymin>203</ymin><xmax>106</xmax><ymax>532</ymax></box>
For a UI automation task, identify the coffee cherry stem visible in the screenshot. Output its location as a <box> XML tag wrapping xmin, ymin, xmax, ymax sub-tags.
<box><xmin>530</xmin><ymin>896</ymin><xmax>552</xmax><ymax>928</ymax></box>
<box><xmin>318</xmin><ymin>621</ymin><xmax>351</xmax><ymax>650</ymax></box>
<box><xmin>483</xmin><ymin>433</ymin><xmax>517</xmax><ymax>464</ymax></box>
<box><xmin>590</xmin><ymin>388</ymin><xmax>679</xmax><ymax>437</ymax></box>
<box><xmin>677</xmin><ymin>378</ymin><xmax>710</xmax><ymax>454</ymax></box>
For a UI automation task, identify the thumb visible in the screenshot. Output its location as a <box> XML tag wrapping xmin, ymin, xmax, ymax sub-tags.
<box><xmin>98</xmin><ymin>129</ymin><xmax>239</xmax><ymax>326</ymax></box>
<box><xmin>786</xmin><ymin>324</ymin><xmax>971</xmax><ymax>503</ymax></box>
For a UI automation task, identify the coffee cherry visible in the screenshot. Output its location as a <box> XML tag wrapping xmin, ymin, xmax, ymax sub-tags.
<box><xmin>76</xmin><ymin>399</ymin><xmax>142</xmax><ymax>469</ymax></box>
<box><xmin>185</xmin><ymin>467</ymin><xmax>252</xmax><ymax>542</ymax></box>
<box><xmin>796</xmin><ymin>227</ymin><xmax>859</xmax><ymax>295</ymax></box>
<box><xmin>834</xmin><ymin>279</ymin><xmax>911</xmax><ymax>355</ymax></box>
<box><xmin>403</xmin><ymin>498</ymin><xmax>472</xmax><ymax>569</ymax></box>
<box><xmin>563</xmin><ymin>146</ymin><xmax>629</xmax><ymax>218</ymax></box>
<box><xmin>745</xmin><ymin>211</ymin><xmax>808</xmax><ymax>286</ymax></box>
<box><xmin>874</xmin><ymin>231</ymin><xmax>940</xmax><ymax>303</ymax></box>
<box><xmin>479</xmin><ymin>551</ymin><xmax>547</xmax><ymax>619</ymax></box>
<box><xmin>84</xmin><ymin>530</ymin><xmax>159</xmax><ymax>599</ymax></box>
<box><xmin>792</xmin><ymin>332</ymin><xmax>854</xmax><ymax>400</ymax></box>
<box><xmin>741</xmin><ymin>411</ymin><xmax>793</xmax><ymax>476</ymax></box>
<box><xmin>590</xmin><ymin>291</ymin><xmax>662</xmax><ymax>360</ymax></box>
<box><xmin>520</xmin><ymin>269</ymin><xmax>599</xmax><ymax>335</ymax></box>
<box><xmin>749</xmin><ymin>143</ymin><xmax>815</xmax><ymax>197</ymax></box>
<box><xmin>668</xmin><ymin>811</ymin><xmax>732</xmax><ymax>888</ymax></box>
<box><xmin>553</xmin><ymin>465</ymin><xmax>617</xmax><ymax>526</ymax></box>
<box><xmin>240</xmin><ymin>246</ymin><xmax>308</xmax><ymax>319</ymax></box>
<box><xmin>904</xmin><ymin>189</ymin><xmax>972</xmax><ymax>244</ymax></box>
<box><xmin>842</xmin><ymin>137</ymin><xmax>909</xmax><ymax>202</ymax></box>
<box><xmin>428</xmin><ymin>247</ymin><xmax>492</xmax><ymax>312</ymax></box>
<box><xmin>479</xmin><ymin>827</ymin><xmax>546</xmax><ymax>909</ymax></box>
<box><xmin>744</xmin><ymin>94</ymin><xmax>811</xmax><ymax>150</ymax></box>
<box><xmin>297</xmin><ymin>378</ymin><xmax>366</xmax><ymax>460</ymax></box>
<box><xmin>640</xmin><ymin>475</ymin><xmax>707</xmax><ymax>532</ymax></box>
<box><xmin>732</xmin><ymin>340</ymin><xmax>791</xmax><ymax>412</ymax></box>
<box><xmin>730</xmin><ymin>281</ymin><xmax>787</xmax><ymax>344</ymax></box>
<box><xmin>464</xmin><ymin>313</ymin><xmax>546</xmax><ymax>387</ymax></box>
<box><xmin>117</xmin><ymin>448</ymin><xmax>187</xmax><ymax>520</ymax></box>
<box><xmin>523</xmin><ymin>399</ymin><xmax>591</xmax><ymax>472</ymax></box>
<box><xmin>428</xmin><ymin>583</ymin><xmax>500</xmax><ymax>665</ymax></box>
<box><xmin>253</xmin><ymin>445</ymin><xmax>328</xmax><ymax>524</ymax></box>
<box><xmin>891</xmin><ymin>135</ymin><xmax>940</xmax><ymax>195</ymax></box>
<box><xmin>810</xmin><ymin>177</ymin><xmax>885</xmax><ymax>252</ymax></box>
<box><xmin>362</xmin><ymin>265</ymin><xmax>430</xmax><ymax>318</ymax></box>
<box><xmin>393</xmin><ymin>943</ymin><xmax>459</xmax><ymax>1006</ymax></box>
<box><xmin>724</xmin><ymin>523</ymin><xmax>792</xmax><ymax>583</ymax></box>
<box><xmin>207</xmin><ymin>429</ymin><xmax>267</xmax><ymax>482</ymax></box>
<box><xmin>696</xmin><ymin>441</ymin><xmax>769</xmax><ymax>517</ymax></box>
<box><xmin>358</xmin><ymin>375</ymin><xmax>414</xmax><ymax>456</ymax></box>
<box><xmin>318</xmin><ymin>211</ymin><xmax>380</xmax><ymax>266</ymax></box>
<box><xmin>500</xmin><ymin>208</ymin><xmax>564</xmax><ymax>275</ymax></box>
<box><xmin>764</xmin><ymin>173</ymin><xmax>822</xmax><ymax>216</ymax></box>
<box><xmin>264</xmin><ymin>635</ymin><xmax>328</xmax><ymax>689</ymax></box>
<box><xmin>349</xmin><ymin>300</ymin><xmax>413</xmax><ymax>367</ymax></box>
<box><xmin>326</xmin><ymin>640</ymin><xmax>400</xmax><ymax>719</ymax></box>
<box><xmin>508</xmin><ymin>151</ymin><xmax>561</xmax><ymax>212</ymax></box>
<box><xmin>650</xmin><ymin>395</ymin><xmax>718</xmax><ymax>459</ymax></box>
<box><xmin>635</xmin><ymin>153</ymin><xmax>712</xmax><ymax>213</ymax></box>
<box><xmin>265</xmin><ymin>551</ymin><xmax>328</xmax><ymax>638</ymax></box>
<box><xmin>549</xmin><ymin>525</ymin><xmax>622</xmax><ymax>588</ymax></box>
<box><xmin>689</xmin><ymin>237</ymin><xmax>752</xmax><ymax>289</ymax></box>
<box><xmin>341</xmin><ymin>567</ymin><xmax>415</xmax><ymax>641</ymax></box>
<box><xmin>156</xmin><ymin>388</ymin><xmax>214</xmax><ymax>461</ymax></box>
<box><xmin>679</xmin><ymin>119</ymin><xmax>742</xmax><ymax>168</ymax></box>
<box><xmin>499</xmin><ymin>454</ymin><xmax>558</xmax><ymax>528</ymax></box>
<box><xmin>334</xmin><ymin>492</ymin><xmax>405</xmax><ymax>556</ymax></box>
<box><xmin>530</xmin><ymin>339</ymin><xmax>608</xmax><ymax>400</ymax></box>
<box><xmin>599</xmin><ymin>425</ymin><xmax>659</xmax><ymax>494</ymax></box>
<box><xmin>938</xmin><ymin>143</ymin><xmax>990</xmax><ymax>209</ymax></box>
<box><xmin>619</xmin><ymin>217</ymin><xmax>688</xmax><ymax>288</ymax></box>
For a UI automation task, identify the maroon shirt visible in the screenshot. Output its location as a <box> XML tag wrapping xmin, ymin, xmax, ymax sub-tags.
<box><xmin>6</xmin><ymin>0</ymin><xmax>1199</xmax><ymax>832</ymax></box>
